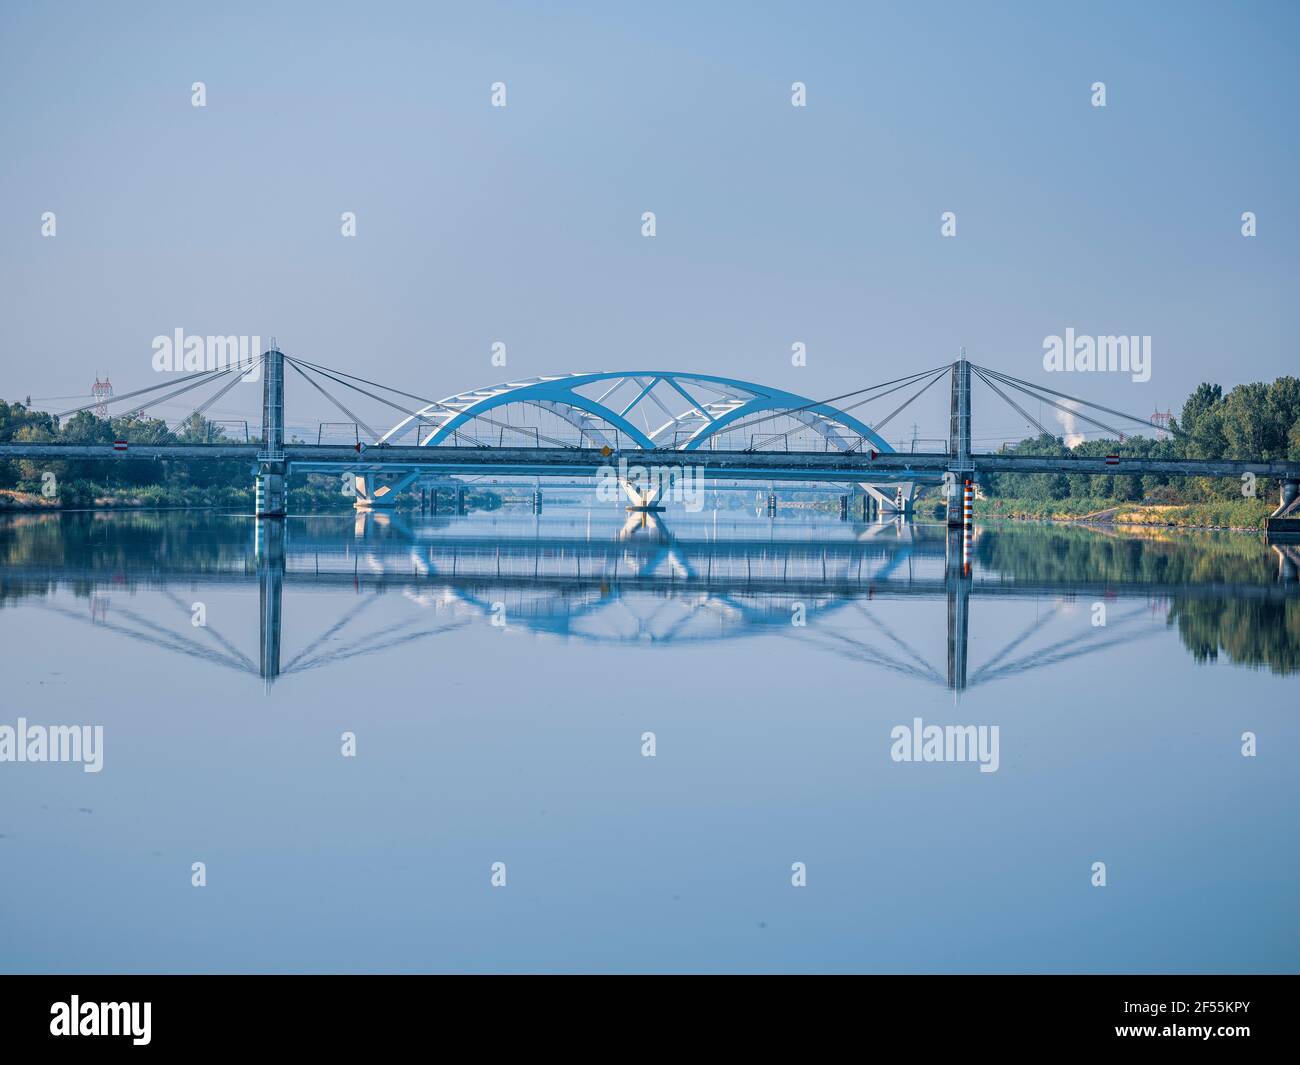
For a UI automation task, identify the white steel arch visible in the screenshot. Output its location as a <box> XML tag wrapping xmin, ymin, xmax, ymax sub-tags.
<box><xmin>378</xmin><ymin>371</ymin><xmax>896</xmax><ymax>453</ymax></box>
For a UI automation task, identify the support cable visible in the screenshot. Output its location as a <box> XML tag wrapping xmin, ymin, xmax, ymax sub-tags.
<box><xmin>286</xmin><ymin>361</ymin><xmax>381</xmax><ymax>441</ymax></box>
<box><xmin>283</xmin><ymin>356</ymin><xmax>477</xmax><ymax>445</ymax></box>
<box><xmin>55</xmin><ymin>363</ymin><xmax>235</xmax><ymax>420</ymax></box>
<box><xmin>171</xmin><ymin>363</ymin><xmax>258</xmax><ymax>436</ymax></box>
<box><xmin>118</xmin><ymin>364</ymin><xmax>246</xmax><ymax>421</ymax></box>
<box><xmin>852</xmin><ymin>365</ymin><xmax>953</xmax><ymax>446</ymax></box>
<box><xmin>976</xmin><ymin>364</ymin><xmax>1183</xmax><ymax>438</ymax></box>
<box><xmin>737</xmin><ymin>365</ymin><xmax>949</xmax><ymax>451</ymax></box>
<box><xmin>972</xmin><ymin>366</ymin><xmax>1060</xmax><ymax>441</ymax></box>
<box><xmin>750</xmin><ymin>366</ymin><xmax>951</xmax><ymax>452</ymax></box>
<box><xmin>285</xmin><ymin>355</ymin><xmax>576</xmax><ymax>449</ymax></box>
<box><xmin>975</xmin><ymin>369</ymin><xmax>1128</xmax><ymax>440</ymax></box>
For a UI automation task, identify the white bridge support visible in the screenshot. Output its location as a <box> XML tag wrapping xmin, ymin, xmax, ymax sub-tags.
<box><xmin>353</xmin><ymin>470</ymin><xmax>421</xmax><ymax>509</ymax></box>
<box><xmin>860</xmin><ymin>481</ymin><xmax>914</xmax><ymax>518</ymax></box>
<box><xmin>621</xmin><ymin>477</ymin><xmax>666</xmax><ymax>512</ymax></box>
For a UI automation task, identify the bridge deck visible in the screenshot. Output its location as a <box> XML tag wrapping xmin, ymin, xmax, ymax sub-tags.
<box><xmin>3</xmin><ymin>442</ymin><xmax>1298</xmax><ymax>482</ymax></box>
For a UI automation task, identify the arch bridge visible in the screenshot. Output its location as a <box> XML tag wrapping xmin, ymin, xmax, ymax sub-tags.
<box><xmin>15</xmin><ymin>347</ymin><xmax>1300</xmax><ymax>529</ymax></box>
<box><xmin>339</xmin><ymin>369</ymin><xmax>918</xmax><ymax>512</ymax></box>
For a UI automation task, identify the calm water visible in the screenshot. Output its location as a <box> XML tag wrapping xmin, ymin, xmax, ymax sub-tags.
<box><xmin>1</xmin><ymin>508</ymin><xmax>1297</xmax><ymax>973</ymax></box>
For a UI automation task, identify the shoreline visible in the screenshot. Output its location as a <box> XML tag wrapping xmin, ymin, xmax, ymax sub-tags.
<box><xmin>1029</xmin><ymin>514</ymin><xmax>1259</xmax><ymax>534</ymax></box>
<box><xmin>0</xmin><ymin>500</ymin><xmax>1269</xmax><ymax>535</ymax></box>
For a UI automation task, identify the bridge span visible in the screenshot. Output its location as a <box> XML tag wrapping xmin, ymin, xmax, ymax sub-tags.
<box><xmin>9</xmin><ymin>347</ymin><xmax>1300</xmax><ymax>526</ymax></box>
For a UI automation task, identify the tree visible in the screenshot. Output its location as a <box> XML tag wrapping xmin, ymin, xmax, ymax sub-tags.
<box><xmin>1179</xmin><ymin>382</ymin><xmax>1226</xmax><ymax>460</ymax></box>
<box><xmin>1179</xmin><ymin>383</ymin><xmax>1221</xmax><ymax>435</ymax></box>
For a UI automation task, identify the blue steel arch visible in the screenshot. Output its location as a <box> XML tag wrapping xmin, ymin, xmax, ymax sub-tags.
<box><xmin>379</xmin><ymin>371</ymin><xmax>895</xmax><ymax>453</ymax></box>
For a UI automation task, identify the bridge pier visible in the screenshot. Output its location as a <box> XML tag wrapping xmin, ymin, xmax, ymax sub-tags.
<box><xmin>456</xmin><ymin>486</ymin><xmax>466</xmax><ymax>515</ymax></box>
<box><xmin>947</xmin><ymin>478</ymin><xmax>974</xmax><ymax>528</ymax></box>
<box><xmin>255</xmin><ymin>467</ymin><xmax>287</xmax><ymax>517</ymax></box>
<box><xmin>1266</xmin><ymin>478</ymin><xmax>1300</xmax><ymax>539</ymax></box>
<box><xmin>859</xmin><ymin>483</ymin><xmax>910</xmax><ymax>521</ymax></box>
<box><xmin>621</xmin><ymin>477</ymin><xmax>666</xmax><ymax>512</ymax></box>
<box><xmin>352</xmin><ymin>471</ymin><xmax>419</xmax><ymax>509</ymax></box>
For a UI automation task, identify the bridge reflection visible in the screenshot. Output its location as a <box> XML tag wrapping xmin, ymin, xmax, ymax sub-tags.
<box><xmin>235</xmin><ymin>511</ymin><xmax>1300</xmax><ymax>691</ymax></box>
<box><xmin>8</xmin><ymin>510</ymin><xmax>1298</xmax><ymax>692</ymax></box>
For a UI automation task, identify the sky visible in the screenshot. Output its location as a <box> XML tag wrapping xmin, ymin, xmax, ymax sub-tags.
<box><xmin>2</xmin><ymin>0</ymin><xmax>1297</xmax><ymax>447</ymax></box>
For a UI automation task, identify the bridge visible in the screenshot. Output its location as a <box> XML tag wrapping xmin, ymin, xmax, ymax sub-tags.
<box><xmin>7</xmin><ymin>347</ymin><xmax>1300</xmax><ymax>528</ymax></box>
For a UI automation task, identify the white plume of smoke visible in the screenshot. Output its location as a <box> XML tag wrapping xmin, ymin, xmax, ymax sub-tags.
<box><xmin>1054</xmin><ymin>404</ymin><xmax>1085</xmax><ymax>448</ymax></box>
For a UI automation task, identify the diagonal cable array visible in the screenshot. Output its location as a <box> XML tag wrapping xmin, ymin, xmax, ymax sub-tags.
<box><xmin>55</xmin><ymin>361</ymin><xmax>252</xmax><ymax>422</ymax></box>
<box><xmin>736</xmin><ymin>365</ymin><xmax>953</xmax><ymax>452</ymax></box>
<box><xmin>282</xmin><ymin>355</ymin><xmax>580</xmax><ymax>449</ymax></box>
<box><xmin>971</xmin><ymin>366</ymin><xmax>1060</xmax><ymax>440</ymax></box>
<box><xmin>286</xmin><ymin>360</ymin><xmax>381</xmax><ymax>441</ymax></box>
<box><xmin>169</xmin><ymin>363</ymin><xmax>261</xmax><ymax>435</ymax></box>
<box><xmin>49</xmin><ymin>345</ymin><xmax>1182</xmax><ymax>455</ymax></box>
<box><xmin>971</xmin><ymin>363</ymin><xmax>1182</xmax><ymax>441</ymax></box>
<box><xmin>843</xmin><ymin>365</ymin><xmax>953</xmax><ymax>451</ymax></box>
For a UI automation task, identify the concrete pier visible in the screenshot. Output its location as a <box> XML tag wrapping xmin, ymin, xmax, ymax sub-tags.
<box><xmin>1266</xmin><ymin>479</ymin><xmax>1300</xmax><ymax>540</ymax></box>
<box><xmin>255</xmin><ymin>346</ymin><xmax>287</xmax><ymax>518</ymax></box>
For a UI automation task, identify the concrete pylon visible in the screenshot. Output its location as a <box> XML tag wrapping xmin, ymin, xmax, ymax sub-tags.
<box><xmin>946</xmin><ymin>353</ymin><xmax>973</xmax><ymax>527</ymax></box>
<box><xmin>255</xmin><ymin>346</ymin><xmax>287</xmax><ymax>517</ymax></box>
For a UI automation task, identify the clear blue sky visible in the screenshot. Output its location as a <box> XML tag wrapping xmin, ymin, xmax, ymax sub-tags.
<box><xmin>2</xmin><ymin>0</ymin><xmax>1297</xmax><ymax>445</ymax></box>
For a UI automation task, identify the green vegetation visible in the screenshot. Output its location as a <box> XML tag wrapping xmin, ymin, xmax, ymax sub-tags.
<box><xmin>1169</xmin><ymin>598</ymin><xmax>1300</xmax><ymax>674</ymax></box>
<box><xmin>0</xmin><ymin>401</ymin><xmax>501</xmax><ymax>511</ymax></box>
<box><xmin>0</xmin><ymin>403</ymin><xmax>258</xmax><ymax>509</ymax></box>
<box><xmin>973</xmin><ymin>375</ymin><xmax>1300</xmax><ymax>526</ymax></box>
<box><xmin>968</xmin><ymin>495</ymin><xmax>1275</xmax><ymax>530</ymax></box>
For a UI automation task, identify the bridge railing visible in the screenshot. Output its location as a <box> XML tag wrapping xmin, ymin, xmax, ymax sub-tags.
<box><xmin>317</xmin><ymin>422</ymin><xmax>360</xmax><ymax>445</ymax></box>
<box><xmin>497</xmin><ymin>425</ymin><xmax>541</xmax><ymax>448</ymax></box>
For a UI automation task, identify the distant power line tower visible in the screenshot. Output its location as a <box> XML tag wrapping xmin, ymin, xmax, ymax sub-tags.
<box><xmin>1150</xmin><ymin>407</ymin><xmax>1172</xmax><ymax>429</ymax></box>
<box><xmin>91</xmin><ymin>374</ymin><xmax>114</xmax><ymax>418</ymax></box>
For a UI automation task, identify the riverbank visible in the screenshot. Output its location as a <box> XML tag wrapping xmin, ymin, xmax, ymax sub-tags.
<box><xmin>1</xmin><ymin>486</ymin><xmax>255</xmax><ymax>511</ymax></box>
<box><xmin>978</xmin><ymin>495</ymin><xmax>1273</xmax><ymax>531</ymax></box>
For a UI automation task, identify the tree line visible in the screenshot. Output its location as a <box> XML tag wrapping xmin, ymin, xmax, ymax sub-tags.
<box><xmin>981</xmin><ymin>376</ymin><xmax>1300</xmax><ymax>503</ymax></box>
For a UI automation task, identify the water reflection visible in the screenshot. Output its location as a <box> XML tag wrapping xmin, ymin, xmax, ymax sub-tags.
<box><xmin>3</xmin><ymin>509</ymin><xmax>1297</xmax><ymax>691</ymax></box>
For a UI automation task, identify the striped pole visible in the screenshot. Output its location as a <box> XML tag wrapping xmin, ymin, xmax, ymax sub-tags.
<box><xmin>962</xmin><ymin>479</ymin><xmax>973</xmax><ymax>575</ymax></box>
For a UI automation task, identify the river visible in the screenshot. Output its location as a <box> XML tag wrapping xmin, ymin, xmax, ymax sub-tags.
<box><xmin>1</xmin><ymin>508</ymin><xmax>1296</xmax><ymax>973</ymax></box>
